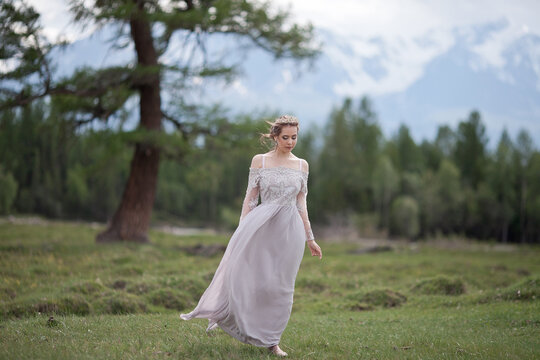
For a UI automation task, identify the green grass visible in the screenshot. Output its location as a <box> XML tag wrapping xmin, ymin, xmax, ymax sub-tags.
<box><xmin>1</xmin><ymin>221</ymin><xmax>539</xmax><ymax>359</ymax></box>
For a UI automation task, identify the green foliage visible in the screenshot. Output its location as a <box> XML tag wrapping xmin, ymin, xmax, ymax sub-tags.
<box><xmin>219</xmin><ymin>206</ymin><xmax>242</xmax><ymax>230</ymax></box>
<box><xmin>2</xmin><ymin>0</ymin><xmax>319</xmax><ymax>114</ymax></box>
<box><xmin>0</xmin><ymin>166</ymin><xmax>18</xmax><ymax>214</ymax></box>
<box><xmin>454</xmin><ymin>110</ymin><xmax>488</xmax><ymax>188</ymax></box>
<box><xmin>0</xmin><ymin>101</ymin><xmax>135</xmax><ymax>220</ymax></box>
<box><xmin>526</xmin><ymin>153</ymin><xmax>540</xmax><ymax>240</ymax></box>
<box><xmin>0</xmin><ymin>0</ymin><xmax>53</xmax><ymax>105</ymax></box>
<box><xmin>315</xmin><ymin>97</ymin><xmax>382</xmax><ymax>216</ymax></box>
<box><xmin>372</xmin><ymin>155</ymin><xmax>399</xmax><ymax>229</ymax></box>
<box><xmin>1</xmin><ymin>98</ymin><xmax>540</xmax><ymax>242</ymax></box>
<box><xmin>489</xmin><ymin>130</ymin><xmax>517</xmax><ymax>242</ymax></box>
<box><xmin>2</xmin><ymin>2</ymin><xmax>540</xmax><ymax>244</ymax></box>
<box><xmin>390</xmin><ymin>196</ymin><xmax>419</xmax><ymax>239</ymax></box>
<box><xmin>411</xmin><ymin>276</ymin><xmax>466</xmax><ymax>296</ymax></box>
<box><xmin>154</xmin><ymin>112</ymin><xmax>265</xmax><ymax>224</ymax></box>
<box><xmin>420</xmin><ymin>160</ymin><xmax>463</xmax><ymax>235</ymax></box>
<box><xmin>2</xmin><ymin>0</ymin><xmax>320</xmax><ymax>243</ymax></box>
<box><xmin>434</xmin><ymin>125</ymin><xmax>456</xmax><ymax>157</ymax></box>
<box><xmin>66</xmin><ymin>165</ymin><xmax>89</xmax><ymax>205</ymax></box>
<box><xmin>394</xmin><ymin>125</ymin><xmax>424</xmax><ymax>173</ymax></box>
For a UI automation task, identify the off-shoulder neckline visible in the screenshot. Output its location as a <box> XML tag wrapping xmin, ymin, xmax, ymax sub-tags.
<box><xmin>249</xmin><ymin>166</ymin><xmax>308</xmax><ymax>176</ymax></box>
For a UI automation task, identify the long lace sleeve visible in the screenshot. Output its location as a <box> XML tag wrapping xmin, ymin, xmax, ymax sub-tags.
<box><xmin>296</xmin><ymin>172</ymin><xmax>315</xmax><ymax>241</ymax></box>
<box><xmin>240</xmin><ymin>168</ymin><xmax>261</xmax><ymax>222</ymax></box>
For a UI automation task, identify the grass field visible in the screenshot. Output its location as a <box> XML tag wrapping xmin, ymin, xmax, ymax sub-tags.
<box><xmin>1</xmin><ymin>220</ymin><xmax>539</xmax><ymax>359</ymax></box>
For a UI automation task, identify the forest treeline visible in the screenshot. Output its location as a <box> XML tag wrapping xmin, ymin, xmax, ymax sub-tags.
<box><xmin>0</xmin><ymin>97</ymin><xmax>539</xmax><ymax>243</ymax></box>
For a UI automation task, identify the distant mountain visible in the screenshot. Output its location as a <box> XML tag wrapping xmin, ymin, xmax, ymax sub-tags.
<box><xmin>51</xmin><ymin>25</ymin><xmax>540</xmax><ymax>147</ymax></box>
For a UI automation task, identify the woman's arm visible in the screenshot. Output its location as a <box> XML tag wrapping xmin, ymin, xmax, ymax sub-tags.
<box><xmin>296</xmin><ymin>160</ymin><xmax>322</xmax><ymax>259</ymax></box>
<box><xmin>239</xmin><ymin>155</ymin><xmax>262</xmax><ymax>223</ymax></box>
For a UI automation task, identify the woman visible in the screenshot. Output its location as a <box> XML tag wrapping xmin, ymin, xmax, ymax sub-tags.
<box><xmin>180</xmin><ymin>115</ymin><xmax>322</xmax><ymax>357</ymax></box>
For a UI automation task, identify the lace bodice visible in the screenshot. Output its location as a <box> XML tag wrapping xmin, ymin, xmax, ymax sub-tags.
<box><xmin>251</xmin><ymin>167</ymin><xmax>306</xmax><ymax>206</ymax></box>
<box><xmin>240</xmin><ymin>162</ymin><xmax>315</xmax><ymax>241</ymax></box>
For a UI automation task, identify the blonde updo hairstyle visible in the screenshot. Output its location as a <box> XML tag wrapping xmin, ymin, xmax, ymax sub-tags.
<box><xmin>260</xmin><ymin>115</ymin><xmax>299</xmax><ymax>149</ymax></box>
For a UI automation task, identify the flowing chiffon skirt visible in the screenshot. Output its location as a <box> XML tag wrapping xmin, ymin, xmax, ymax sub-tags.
<box><xmin>180</xmin><ymin>203</ymin><xmax>306</xmax><ymax>347</ymax></box>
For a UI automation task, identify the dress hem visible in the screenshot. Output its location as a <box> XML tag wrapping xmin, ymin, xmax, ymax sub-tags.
<box><xmin>180</xmin><ymin>312</ymin><xmax>280</xmax><ymax>348</ymax></box>
<box><xmin>218</xmin><ymin>323</ymin><xmax>280</xmax><ymax>348</ymax></box>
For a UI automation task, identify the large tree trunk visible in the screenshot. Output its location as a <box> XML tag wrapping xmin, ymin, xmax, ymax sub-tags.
<box><xmin>97</xmin><ymin>0</ymin><xmax>161</xmax><ymax>243</ymax></box>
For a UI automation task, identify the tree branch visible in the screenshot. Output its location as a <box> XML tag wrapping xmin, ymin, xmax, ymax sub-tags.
<box><xmin>161</xmin><ymin>110</ymin><xmax>188</xmax><ymax>139</ymax></box>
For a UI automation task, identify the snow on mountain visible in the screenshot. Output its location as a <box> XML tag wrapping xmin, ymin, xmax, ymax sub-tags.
<box><xmin>38</xmin><ymin>1</ymin><xmax>540</xmax><ymax>146</ymax></box>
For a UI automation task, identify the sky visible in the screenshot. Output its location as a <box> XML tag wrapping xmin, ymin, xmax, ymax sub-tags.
<box><xmin>26</xmin><ymin>0</ymin><xmax>540</xmax><ymax>147</ymax></box>
<box><xmin>273</xmin><ymin>0</ymin><xmax>540</xmax><ymax>95</ymax></box>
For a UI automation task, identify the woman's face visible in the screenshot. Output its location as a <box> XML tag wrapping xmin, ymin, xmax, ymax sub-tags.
<box><xmin>274</xmin><ymin>125</ymin><xmax>298</xmax><ymax>153</ymax></box>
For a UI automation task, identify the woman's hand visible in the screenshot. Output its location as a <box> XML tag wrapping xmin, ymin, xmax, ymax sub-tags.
<box><xmin>307</xmin><ymin>240</ymin><xmax>322</xmax><ymax>259</ymax></box>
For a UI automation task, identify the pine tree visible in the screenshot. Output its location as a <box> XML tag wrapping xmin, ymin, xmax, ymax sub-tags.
<box><xmin>0</xmin><ymin>0</ymin><xmax>319</xmax><ymax>242</ymax></box>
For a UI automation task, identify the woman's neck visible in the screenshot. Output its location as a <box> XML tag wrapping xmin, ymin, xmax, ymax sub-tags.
<box><xmin>272</xmin><ymin>148</ymin><xmax>293</xmax><ymax>159</ymax></box>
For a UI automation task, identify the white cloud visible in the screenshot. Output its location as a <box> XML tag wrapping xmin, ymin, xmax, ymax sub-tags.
<box><xmin>327</xmin><ymin>29</ymin><xmax>455</xmax><ymax>95</ymax></box>
<box><xmin>496</xmin><ymin>71</ymin><xmax>516</xmax><ymax>85</ymax></box>
<box><xmin>274</xmin><ymin>0</ymin><xmax>540</xmax><ymax>96</ymax></box>
<box><xmin>0</xmin><ymin>58</ymin><xmax>18</xmax><ymax>73</ymax></box>
<box><xmin>282</xmin><ymin>69</ymin><xmax>292</xmax><ymax>83</ymax></box>
<box><xmin>25</xmin><ymin>0</ymin><xmax>540</xmax><ymax>96</ymax></box>
<box><xmin>27</xmin><ymin>0</ymin><xmax>93</xmax><ymax>42</ymax></box>
<box><xmin>192</xmin><ymin>76</ymin><xmax>203</xmax><ymax>86</ymax></box>
<box><xmin>274</xmin><ymin>69</ymin><xmax>293</xmax><ymax>93</ymax></box>
<box><xmin>525</xmin><ymin>37</ymin><xmax>540</xmax><ymax>91</ymax></box>
<box><xmin>232</xmin><ymin>79</ymin><xmax>248</xmax><ymax>95</ymax></box>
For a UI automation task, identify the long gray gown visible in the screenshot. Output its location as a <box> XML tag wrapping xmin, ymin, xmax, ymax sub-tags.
<box><xmin>180</xmin><ymin>156</ymin><xmax>315</xmax><ymax>347</ymax></box>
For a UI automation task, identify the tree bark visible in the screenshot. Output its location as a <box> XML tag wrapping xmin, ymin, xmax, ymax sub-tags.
<box><xmin>97</xmin><ymin>0</ymin><xmax>161</xmax><ymax>243</ymax></box>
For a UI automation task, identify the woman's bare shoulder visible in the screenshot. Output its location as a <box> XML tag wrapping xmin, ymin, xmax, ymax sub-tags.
<box><xmin>294</xmin><ymin>156</ymin><xmax>309</xmax><ymax>172</ymax></box>
<box><xmin>250</xmin><ymin>154</ymin><xmax>264</xmax><ymax>168</ymax></box>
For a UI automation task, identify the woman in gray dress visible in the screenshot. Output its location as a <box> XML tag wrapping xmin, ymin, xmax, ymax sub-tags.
<box><xmin>180</xmin><ymin>115</ymin><xmax>322</xmax><ymax>357</ymax></box>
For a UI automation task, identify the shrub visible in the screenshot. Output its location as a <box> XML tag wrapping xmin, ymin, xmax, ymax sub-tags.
<box><xmin>411</xmin><ymin>276</ymin><xmax>466</xmax><ymax>296</ymax></box>
<box><xmin>348</xmin><ymin>289</ymin><xmax>407</xmax><ymax>308</ymax></box>
<box><xmin>162</xmin><ymin>276</ymin><xmax>206</xmax><ymax>300</ymax></box>
<box><xmin>33</xmin><ymin>299</ymin><xmax>59</xmax><ymax>314</ymax></box>
<box><xmin>496</xmin><ymin>276</ymin><xmax>539</xmax><ymax>301</ymax></box>
<box><xmin>390</xmin><ymin>196</ymin><xmax>419</xmax><ymax>239</ymax></box>
<box><xmin>348</xmin><ymin>302</ymin><xmax>374</xmax><ymax>311</ymax></box>
<box><xmin>148</xmin><ymin>288</ymin><xmax>192</xmax><ymax>310</ymax></box>
<box><xmin>110</xmin><ymin>279</ymin><xmax>128</xmax><ymax>290</ymax></box>
<box><xmin>58</xmin><ymin>295</ymin><xmax>91</xmax><ymax>315</ymax></box>
<box><xmin>1</xmin><ymin>301</ymin><xmax>28</xmax><ymax>319</ymax></box>
<box><xmin>1</xmin><ymin>295</ymin><xmax>91</xmax><ymax>319</ymax></box>
<box><xmin>362</xmin><ymin>289</ymin><xmax>407</xmax><ymax>307</ymax></box>
<box><xmin>94</xmin><ymin>293</ymin><xmax>146</xmax><ymax>314</ymax></box>
<box><xmin>296</xmin><ymin>277</ymin><xmax>328</xmax><ymax>292</ymax></box>
<box><xmin>0</xmin><ymin>286</ymin><xmax>17</xmax><ymax>300</ymax></box>
<box><xmin>116</xmin><ymin>265</ymin><xmax>144</xmax><ymax>276</ymax></box>
<box><xmin>126</xmin><ymin>281</ymin><xmax>158</xmax><ymax>295</ymax></box>
<box><xmin>68</xmin><ymin>281</ymin><xmax>106</xmax><ymax>295</ymax></box>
